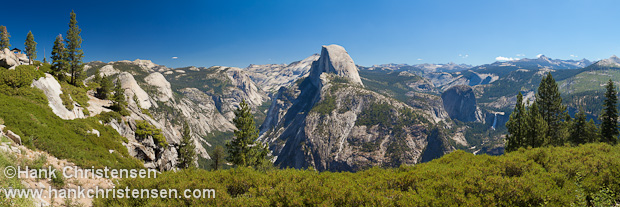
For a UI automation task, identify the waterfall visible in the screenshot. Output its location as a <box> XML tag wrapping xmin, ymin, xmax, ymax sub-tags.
<box><xmin>491</xmin><ymin>113</ymin><xmax>498</xmax><ymax>130</ymax></box>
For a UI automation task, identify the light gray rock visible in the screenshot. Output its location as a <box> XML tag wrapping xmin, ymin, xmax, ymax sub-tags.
<box><xmin>0</xmin><ymin>125</ymin><xmax>5</xmax><ymax>139</ymax></box>
<box><xmin>99</xmin><ymin>64</ymin><xmax>120</xmax><ymax>77</ymax></box>
<box><xmin>225</xmin><ymin>67</ymin><xmax>268</xmax><ymax>109</ymax></box>
<box><xmin>118</xmin><ymin>72</ymin><xmax>154</xmax><ymax>109</ymax></box>
<box><xmin>259</xmin><ymin>45</ymin><xmax>447</xmax><ymax>172</ymax></box>
<box><xmin>246</xmin><ymin>54</ymin><xmax>319</xmax><ymax>93</ymax></box>
<box><xmin>308</xmin><ymin>45</ymin><xmax>364</xmax><ymax>87</ymax></box>
<box><xmin>0</xmin><ymin>48</ymin><xmax>30</xmax><ymax>69</ymax></box>
<box><xmin>31</xmin><ymin>74</ymin><xmax>86</xmax><ymax>120</ymax></box>
<box><xmin>88</xmin><ymin>129</ymin><xmax>100</xmax><ymax>137</ymax></box>
<box><xmin>144</xmin><ymin>72</ymin><xmax>174</xmax><ymax>102</ymax></box>
<box><xmin>6</xmin><ymin>130</ymin><xmax>21</xmax><ymax>145</ymax></box>
<box><xmin>441</xmin><ymin>85</ymin><xmax>479</xmax><ymax>122</ymax></box>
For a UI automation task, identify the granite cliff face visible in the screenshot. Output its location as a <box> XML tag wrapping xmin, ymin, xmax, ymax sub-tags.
<box><xmin>246</xmin><ymin>54</ymin><xmax>320</xmax><ymax>93</ymax></box>
<box><xmin>259</xmin><ymin>45</ymin><xmax>450</xmax><ymax>171</ymax></box>
<box><xmin>82</xmin><ymin>61</ymin><xmax>265</xmax><ymax>170</ymax></box>
<box><xmin>308</xmin><ymin>45</ymin><xmax>364</xmax><ymax>87</ymax></box>
<box><xmin>441</xmin><ymin>85</ymin><xmax>481</xmax><ymax>122</ymax></box>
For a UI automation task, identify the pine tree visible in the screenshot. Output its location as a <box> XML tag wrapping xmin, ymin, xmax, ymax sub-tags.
<box><xmin>569</xmin><ymin>108</ymin><xmax>588</xmax><ymax>145</ymax></box>
<box><xmin>226</xmin><ymin>99</ymin><xmax>270</xmax><ymax>167</ymax></box>
<box><xmin>65</xmin><ymin>10</ymin><xmax>84</xmax><ymax>86</ymax></box>
<box><xmin>505</xmin><ymin>92</ymin><xmax>526</xmax><ymax>152</ymax></box>
<box><xmin>210</xmin><ymin>146</ymin><xmax>225</xmax><ymax>171</ymax></box>
<box><xmin>111</xmin><ymin>80</ymin><xmax>130</xmax><ymax>116</ymax></box>
<box><xmin>112</xmin><ymin>81</ymin><xmax>126</xmax><ymax>109</ymax></box>
<box><xmin>177</xmin><ymin>121</ymin><xmax>196</xmax><ymax>169</ymax></box>
<box><xmin>96</xmin><ymin>75</ymin><xmax>112</xmax><ymax>99</ymax></box>
<box><xmin>601</xmin><ymin>79</ymin><xmax>619</xmax><ymax>144</ymax></box>
<box><xmin>24</xmin><ymin>31</ymin><xmax>37</xmax><ymax>64</ymax></box>
<box><xmin>51</xmin><ymin>34</ymin><xmax>67</xmax><ymax>80</ymax></box>
<box><xmin>0</xmin><ymin>26</ymin><xmax>10</xmax><ymax>49</ymax></box>
<box><xmin>585</xmin><ymin>119</ymin><xmax>599</xmax><ymax>143</ymax></box>
<box><xmin>525</xmin><ymin>101</ymin><xmax>548</xmax><ymax>148</ymax></box>
<box><xmin>93</xmin><ymin>68</ymin><xmax>102</xmax><ymax>84</ymax></box>
<box><xmin>536</xmin><ymin>73</ymin><xmax>567</xmax><ymax>146</ymax></box>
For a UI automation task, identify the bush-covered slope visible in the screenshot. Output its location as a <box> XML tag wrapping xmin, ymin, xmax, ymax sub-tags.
<box><xmin>95</xmin><ymin>143</ymin><xmax>620</xmax><ymax>206</ymax></box>
<box><xmin>0</xmin><ymin>66</ymin><xmax>143</xmax><ymax>169</ymax></box>
<box><xmin>0</xmin><ymin>93</ymin><xmax>143</xmax><ymax>169</ymax></box>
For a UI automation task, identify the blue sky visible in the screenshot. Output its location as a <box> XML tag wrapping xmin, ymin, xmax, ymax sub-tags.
<box><xmin>3</xmin><ymin>0</ymin><xmax>620</xmax><ymax>68</ymax></box>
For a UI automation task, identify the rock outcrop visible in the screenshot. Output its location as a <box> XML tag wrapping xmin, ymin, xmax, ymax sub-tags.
<box><xmin>31</xmin><ymin>74</ymin><xmax>86</xmax><ymax>120</ymax></box>
<box><xmin>144</xmin><ymin>72</ymin><xmax>174</xmax><ymax>102</ymax></box>
<box><xmin>118</xmin><ymin>72</ymin><xmax>154</xmax><ymax>109</ymax></box>
<box><xmin>99</xmin><ymin>64</ymin><xmax>120</xmax><ymax>77</ymax></box>
<box><xmin>6</xmin><ymin>130</ymin><xmax>21</xmax><ymax>145</ymax></box>
<box><xmin>308</xmin><ymin>45</ymin><xmax>364</xmax><ymax>87</ymax></box>
<box><xmin>84</xmin><ymin>62</ymin><xmax>260</xmax><ymax>169</ymax></box>
<box><xmin>246</xmin><ymin>54</ymin><xmax>320</xmax><ymax>93</ymax></box>
<box><xmin>0</xmin><ymin>48</ymin><xmax>29</xmax><ymax>69</ymax></box>
<box><xmin>441</xmin><ymin>85</ymin><xmax>479</xmax><ymax>122</ymax></box>
<box><xmin>225</xmin><ymin>67</ymin><xmax>267</xmax><ymax>110</ymax></box>
<box><xmin>260</xmin><ymin>45</ymin><xmax>448</xmax><ymax>171</ymax></box>
<box><xmin>108</xmin><ymin>109</ymin><xmax>180</xmax><ymax>171</ymax></box>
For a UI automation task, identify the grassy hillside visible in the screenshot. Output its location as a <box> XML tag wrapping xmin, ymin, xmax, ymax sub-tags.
<box><xmin>94</xmin><ymin>143</ymin><xmax>619</xmax><ymax>206</ymax></box>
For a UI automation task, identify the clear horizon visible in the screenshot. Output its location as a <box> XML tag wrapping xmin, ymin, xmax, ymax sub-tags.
<box><xmin>3</xmin><ymin>0</ymin><xmax>620</xmax><ymax>68</ymax></box>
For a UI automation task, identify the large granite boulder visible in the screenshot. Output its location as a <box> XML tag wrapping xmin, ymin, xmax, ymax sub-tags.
<box><xmin>0</xmin><ymin>48</ymin><xmax>29</xmax><ymax>69</ymax></box>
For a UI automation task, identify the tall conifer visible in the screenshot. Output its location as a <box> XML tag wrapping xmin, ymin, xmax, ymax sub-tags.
<box><xmin>601</xmin><ymin>79</ymin><xmax>618</xmax><ymax>144</ymax></box>
<box><xmin>536</xmin><ymin>73</ymin><xmax>567</xmax><ymax>146</ymax></box>
<box><xmin>506</xmin><ymin>92</ymin><xmax>526</xmax><ymax>152</ymax></box>
<box><xmin>65</xmin><ymin>10</ymin><xmax>84</xmax><ymax>86</ymax></box>
<box><xmin>51</xmin><ymin>34</ymin><xmax>67</xmax><ymax>79</ymax></box>
<box><xmin>226</xmin><ymin>100</ymin><xmax>270</xmax><ymax>167</ymax></box>
<box><xmin>24</xmin><ymin>31</ymin><xmax>37</xmax><ymax>64</ymax></box>
<box><xmin>0</xmin><ymin>26</ymin><xmax>10</xmax><ymax>49</ymax></box>
<box><xmin>569</xmin><ymin>108</ymin><xmax>588</xmax><ymax>145</ymax></box>
<box><xmin>177</xmin><ymin>121</ymin><xmax>196</xmax><ymax>169</ymax></box>
<box><xmin>526</xmin><ymin>101</ymin><xmax>548</xmax><ymax>148</ymax></box>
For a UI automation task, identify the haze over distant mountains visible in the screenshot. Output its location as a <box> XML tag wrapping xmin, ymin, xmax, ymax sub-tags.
<box><xmin>360</xmin><ymin>55</ymin><xmax>592</xmax><ymax>74</ymax></box>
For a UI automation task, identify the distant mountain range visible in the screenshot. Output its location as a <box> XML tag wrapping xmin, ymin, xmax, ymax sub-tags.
<box><xmin>5</xmin><ymin>44</ymin><xmax>618</xmax><ymax>173</ymax></box>
<box><xmin>475</xmin><ymin>55</ymin><xmax>592</xmax><ymax>71</ymax></box>
<box><xmin>365</xmin><ymin>62</ymin><xmax>473</xmax><ymax>73</ymax></box>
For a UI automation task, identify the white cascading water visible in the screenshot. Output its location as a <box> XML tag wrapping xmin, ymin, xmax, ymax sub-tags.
<box><xmin>491</xmin><ymin>113</ymin><xmax>498</xmax><ymax>130</ymax></box>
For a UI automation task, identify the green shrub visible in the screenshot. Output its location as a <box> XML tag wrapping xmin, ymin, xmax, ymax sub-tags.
<box><xmin>0</xmin><ymin>65</ymin><xmax>43</xmax><ymax>88</ymax></box>
<box><xmin>50</xmin><ymin>166</ymin><xmax>65</xmax><ymax>188</ymax></box>
<box><xmin>356</xmin><ymin>102</ymin><xmax>393</xmax><ymax>127</ymax></box>
<box><xmin>96</xmin><ymin>111</ymin><xmax>122</xmax><ymax>124</ymax></box>
<box><xmin>135</xmin><ymin>120</ymin><xmax>168</xmax><ymax>148</ymax></box>
<box><xmin>0</xmin><ymin>84</ymin><xmax>48</xmax><ymax>105</ymax></box>
<box><xmin>60</xmin><ymin>81</ymin><xmax>90</xmax><ymax>108</ymax></box>
<box><xmin>311</xmin><ymin>95</ymin><xmax>336</xmax><ymax>115</ymax></box>
<box><xmin>27</xmin><ymin>154</ymin><xmax>47</xmax><ymax>171</ymax></box>
<box><xmin>0</xmin><ymin>93</ymin><xmax>143</xmax><ymax>169</ymax></box>
<box><xmin>59</xmin><ymin>92</ymin><xmax>74</xmax><ymax>110</ymax></box>
<box><xmin>95</xmin><ymin>143</ymin><xmax>620</xmax><ymax>206</ymax></box>
<box><xmin>141</xmin><ymin>108</ymin><xmax>153</xmax><ymax>118</ymax></box>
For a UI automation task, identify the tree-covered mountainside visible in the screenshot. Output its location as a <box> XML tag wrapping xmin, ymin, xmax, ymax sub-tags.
<box><xmin>94</xmin><ymin>143</ymin><xmax>620</xmax><ymax>206</ymax></box>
